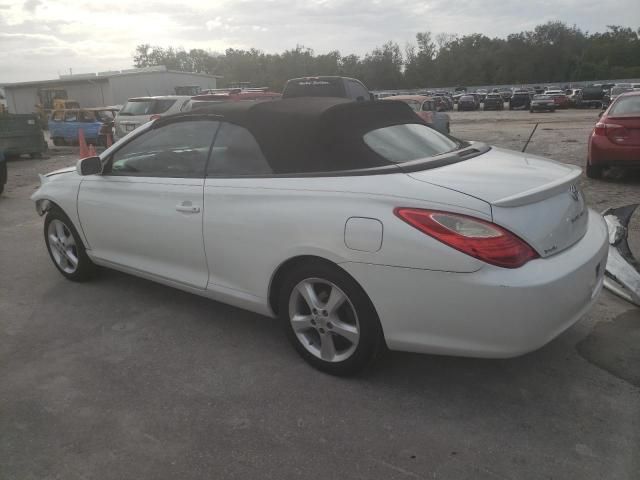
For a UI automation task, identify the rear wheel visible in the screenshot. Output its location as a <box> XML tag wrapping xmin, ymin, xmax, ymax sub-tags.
<box><xmin>586</xmin><ymin>163</ymin><xmax>604</xmax><ymax>179</ymax></box>
<box><xmin>0</xmin><ymin>162</ymin><xmax>7</xmax><ymax>195</ymax></box>
<box><xmin>44</xmin><ymin>208</ymin><xmax>96</xmax><ymax>281</ymax></box>
<box><xmin>279</xmin><ymin>261</ymin><xmax>384</xmax><ymax>376</ymax></box>
<box><xmin>29</xmin><ymin>152</ymin><xmax>42</xmax><ymax>159</ymax></box>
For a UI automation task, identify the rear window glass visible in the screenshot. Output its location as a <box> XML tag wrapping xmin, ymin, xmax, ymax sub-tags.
<box><xmin>283</xmin><ymin>79</ymin><xmax>344</xmax><ymax>98</ymax></box>
<box><xmin>610</xmin><ymin>96</ymin><xmax>640</xmax><ymax>115</ymax></box>
<box><xmin>363</xmin><ymin>124</ymin><xmax>459</xmax><ymax>164</ymax></box>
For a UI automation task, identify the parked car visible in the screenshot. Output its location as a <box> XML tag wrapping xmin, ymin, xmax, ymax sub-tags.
<box><xmin>566</xmin><ymin>89</ymin><xmax>583</xmax><ymax>107</ymax></box>
<box><xmin>49</xmin><ymin>108</ymin><xmax>118</xmax><ymax>146</ymax></box>
<box><xmin>483</xmin><ymin>93</ymin><xmax>504</xmax><ymax>111</ymax></box>
<box><xmin>458</xmin><ymin>95</ymin><xmax>478</xmax><ymax>111</ymax></box>
<box><xmin>475</xmin><ymin>89</ymin><xmax>488</xmax><ymax>102</ymax></box>
<box><xmin>509</xmin><ymin>91</ymin><xmax>531</xmax><ymax>110</ymax></box>
<box><xmin>282</xmin><ymin>76</ymin><xmax>371</xmax><ymax>102</ymax></box>
<box><xmin>545</xmin><ymin>90</ymin><xmax>570</xmax><ymax>109</ymax></box>
<box><xmin>114</xmin><ymin>96</ymin><xmax>191</xmax><ymax>140</ymax></box>
<box><xmin>381</xmin><ymin>95</ymin><xmax>450</xmax><ymax>133</ymax></box>
<box><xmin>530</xmin><ymin>94</ymin><xmax>556</xmax><ymax>113</ymax></box>
<box><xmin>32</xmin><ymin>97</ymin><xmax>608</xmax><ymax>375</ymax></box>
<box><xmin>609</xmin><ymin>85</ymin><xmax>634</xmax><ymax>104</ymax></box>
<box><xmin>586</xmin><ymin>91</ymin><xmax>640</xmax><ymax>179</ymax></box>
<box><xmin>186</xmin><ymin>89</ymin><xmax>281</xmax><ymax>111</ymax></box>
<box><xmin>0</xmin><ymin>113</ymin><xmax>48</xmax><ymax>159</ymax></box>
<box><xmin>498</xmin><ymin>89</ymin><xmax>513</xmax><ymax>101</ymax></box>
<box><xmin>581</xmin><ymin>86</ymin><xmax>606</xmax><ymax>109</ymax></box>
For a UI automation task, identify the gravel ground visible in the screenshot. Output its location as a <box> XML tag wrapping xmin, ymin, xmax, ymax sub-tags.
<box><xmin>1</xmin><ymin>110</ymin><xmax>638</xmax><ymax>480</ymax></box>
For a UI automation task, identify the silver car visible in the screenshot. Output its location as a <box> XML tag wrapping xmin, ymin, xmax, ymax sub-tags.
<box><xmin>114</xmin><ymin>96</ymin><xmax>191</xmax><ymax>140</ymax></box>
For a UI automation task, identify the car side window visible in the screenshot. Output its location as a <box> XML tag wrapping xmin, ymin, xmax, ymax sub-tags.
<box><xmin>348</xmin><ymin>80</ymin><xmax>369</xmax><ymax>102</ymax></box>
<box><xmin>64</xmin><ymin>111</ymin><xmax>78</xmax><ymax>122</ymax></box>
<box><xmin>422</xmin><ymin>101</ymin><xmax>433</xmax><ymax>111</ymax></box>
<box><xmin>108</xmin><ymin>120</ymin><xmax>218</xmax><ymax>178</ymax></box>
<box><xmin>208</xmin><ymin>123</ymin><xmax>272</xmax><ymax>176</ymax></box>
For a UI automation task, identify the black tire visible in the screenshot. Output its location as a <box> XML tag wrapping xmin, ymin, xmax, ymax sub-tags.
<box><xmin>29</xmin><ymin>152</ymin><xmax>42</xmax><ymax>159</ymax></box>
<box><xmin>44</xmin><ymin>207</ymin><xmax>96</xmax><ymax>282</ymax></box>
<box><xmin>278</xmin><ymin>260</ymin><xmax>385</xmax><ymax>376</ymax></box>
<box><xmin>530</xmin><ymin>109</ymin><xmax>534</xmax><ymax>113</ymax></box>
<box><xmin>0</xmin><ymin>162</ymin><xmax>6</xmax><ymax>195</ymax></box>
<box><xmin>52</xmin><ymin>138</ymin><xmax>64</xmax><ymax>146</ymax></box>
<box><xmin>586</xmin><ymin>163</ymin><xmax>604</xmax><ymax>179</ymax></box>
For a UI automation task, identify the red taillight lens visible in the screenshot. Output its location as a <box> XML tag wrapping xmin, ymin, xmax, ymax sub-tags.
<box><xmin>593</xmin><ymin>122</ymin><xmax>607</xmax><ymax>136</ymax></box>
<box><xmin>593</xmin><ymin>122</ymin><xmax>628</xmax><ymax>139</ymax></box>
<box><xmin>150</xmin><ymin>114</ymin><xmax>161</xmax><ymax>121</ymax></box>
<box><xmin>394</xmin><ymin>208</ymin><xmax>539</xmax><ymax>269</ymax></box>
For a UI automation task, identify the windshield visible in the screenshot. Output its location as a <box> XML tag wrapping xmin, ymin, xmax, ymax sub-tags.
<box><xmin>363</xmin><ymin>123</ymin><xmax>460</xmax><ymax>163</ymax></box>
<box><xmin>119</xmin><ymin>99</ymin><xmax>176</xmax><ymax>116</ymax></box>
<box><xmin>534</xmin><ymin>95</ymin><xmax>551</xmax><ymax>100</ymax></box>
<box><xmin>398</xmin><ymin>100</ymin><xmax>421</xmax><ymax>111</ymax></box>
<box><xmin>609</xmin><ymin>95</ymin><xmax>640</xmax><ymax>115</ymax></box>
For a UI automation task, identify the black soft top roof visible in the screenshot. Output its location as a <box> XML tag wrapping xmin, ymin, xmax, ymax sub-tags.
<box><xmin>195</xmin><ymin>97</ymin><xmax>424</xmax><ymax>173</ymax></box>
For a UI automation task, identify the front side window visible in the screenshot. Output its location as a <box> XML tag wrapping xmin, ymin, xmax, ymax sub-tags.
<box><xmin>108</xmin><ymin>120</ymin><xmax>218</xmax><ymax>178</ymax></box>
<box><xmin>363</xmin><ymin>123</ymin><xmax>459</xmax><ymax>164</ymax></box>
<box><xmin>208</xmin><ymin>123</ymin><xmax>272</xmax><ymax>176</ymax></box>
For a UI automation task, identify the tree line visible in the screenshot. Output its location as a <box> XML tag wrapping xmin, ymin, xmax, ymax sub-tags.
<box><xmin>133</xmin><ymin>22</ymin><xmax>640</xmax><ymax>90</ymax></box>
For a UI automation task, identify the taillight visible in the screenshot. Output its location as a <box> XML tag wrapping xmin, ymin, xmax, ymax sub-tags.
<box><xmin>593</xmin><ymin>122</ymin><xmax>628</xmax><ymax>138</ymax></box>
<box><xmin>150</xmin><ymin>114</ymin><xmax>161</xmax><ymax>121</ymax></box>
<box><xmin>394</xmin><ymin>208</ymin><xmax>539</xmax><ymax>268</ymax></box>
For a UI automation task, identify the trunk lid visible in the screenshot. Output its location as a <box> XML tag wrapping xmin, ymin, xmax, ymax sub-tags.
<box><xmin>604</xmin><ymin>115</ymin><xmax>640</xmax><ymax>146</ymax></box>
<box><xmin>408</xmin><ymin>147</ymin><xmax>588</xmax><ymax>257</ymax></box>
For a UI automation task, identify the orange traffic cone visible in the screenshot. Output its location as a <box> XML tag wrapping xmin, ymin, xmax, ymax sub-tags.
<box><xmin>78</xmin><ymin>128</ymin><xmax>89</xmax><ymax>158</ymax></box>
<box><xmin>88</xmin><ymin>144</ymin><xmax>97</xmax><ymax>157</ymax></box>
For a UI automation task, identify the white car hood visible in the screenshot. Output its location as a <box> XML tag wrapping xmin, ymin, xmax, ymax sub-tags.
<box><xmin>45</xmin><ymin>165</ymin><xmax>76</xmax><ymax>177</ymax></box>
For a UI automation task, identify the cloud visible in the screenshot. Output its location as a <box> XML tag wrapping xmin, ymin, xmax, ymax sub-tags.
<box><xmin>1</xmin><ymin>0</ymin><xmax>639</xmax><ymax>83</ymax></box>
<box><xmin>23</xmin><ymin>0</ymin><xmax>41</xmax><ymax>12</ymax></box>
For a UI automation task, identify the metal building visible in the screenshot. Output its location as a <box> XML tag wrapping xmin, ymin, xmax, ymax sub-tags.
<box><xmin>1</xmin><ymin>66</ymin><xmax>220</xmax><ymax>114</ymax></box>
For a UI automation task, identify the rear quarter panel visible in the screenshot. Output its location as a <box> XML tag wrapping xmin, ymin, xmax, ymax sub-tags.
<box><xmin>202</xmin><ymin>174</ymin><xmax>490</xmax><ymax>301</ymax></box>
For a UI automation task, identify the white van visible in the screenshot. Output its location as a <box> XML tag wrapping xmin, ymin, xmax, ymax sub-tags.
<box><xmin>114</xmin><ymin>96</ymin><xmax>191</xmax><ymax>140</ymax></box>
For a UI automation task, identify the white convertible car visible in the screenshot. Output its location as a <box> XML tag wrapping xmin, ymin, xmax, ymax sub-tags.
<box><xmin>32</xmin><ymin>98</ymin><xmax>608</xmax><ymax>375</ymax></box>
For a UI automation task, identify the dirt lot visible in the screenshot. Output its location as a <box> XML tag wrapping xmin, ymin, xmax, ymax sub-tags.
<box><xmin>1</xmin><ymin>110</ymin><xmax>639</xmax><ymax>480</ymax></box>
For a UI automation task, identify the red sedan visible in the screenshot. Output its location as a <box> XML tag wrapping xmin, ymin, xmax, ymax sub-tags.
<box><xmin>587</xmin><ymin>91</ymin><xmax>640</xmax><ymax>178</ymax></box>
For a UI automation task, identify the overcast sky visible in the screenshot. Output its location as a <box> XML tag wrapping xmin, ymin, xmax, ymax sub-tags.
<box><xmin>1</xmin><ymin>0</ymin><xmax>639</xmax><ymax>83</ymax></box>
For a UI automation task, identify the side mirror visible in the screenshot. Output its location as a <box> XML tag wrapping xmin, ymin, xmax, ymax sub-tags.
<box><xmin>598</xmin><ymin>111</ymin><xmax>604</xmax><ymax>118</ymax></box>
<box><xmin>76</xmin><ymin>156</ymin><xmax>102</xmax><ymax>176</ymax></box>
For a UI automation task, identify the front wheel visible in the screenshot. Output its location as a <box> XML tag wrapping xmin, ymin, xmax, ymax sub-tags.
<box><xmin>44</xmin><ymin>208</ymin><xmax>96</xmax><ymax>281</ymax></box>
<box><xmin>279</xmin><ymin>261</ymin><xmax>384</xmax><ymax>376</ymax></box>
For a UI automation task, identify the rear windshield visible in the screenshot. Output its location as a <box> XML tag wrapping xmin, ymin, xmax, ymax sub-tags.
<box><xmin>611</xmin><ymin>87</ymin><xmax>633</xmax><ymax>97</ymax></box>
<box><xmin>119</xmin><ymin>99</ymin><xmax>176</xmax><ymax>116</ymax></box>
<box><xmin>534</xmin><ymin>95</ymin><xmax>551</xmax><ymax>100</ymax></box>
<box><xmin>363</xmin><ymin>124</ymin><xmax>460</xmax><ymax>163</ymax></box>
<box><xmin>283</xmin><ymin>79</ymin><xmax>344</xmax><ymax>98</ymax></box>
<box><xmin>610</xmin><ymin>96</ymin><xmax>640</xmax><ymax>116</ymax></box>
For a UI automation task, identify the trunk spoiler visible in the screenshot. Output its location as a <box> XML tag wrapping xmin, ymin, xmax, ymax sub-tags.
<box><xmin>603</xmin><ymin>204</ymin><xmax>640</xmax><ymax>306</ymax></box>
<box><xmin>492</xmin><ymin>166</ymin><xmax>582</xmax><ymax>207</ymax></box>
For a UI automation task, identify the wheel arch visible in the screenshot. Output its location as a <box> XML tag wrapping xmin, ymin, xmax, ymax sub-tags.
<box><xmin>268</xmin><ymin>255</ymin><xmax>376</xmax><ymax>318</ymax></box>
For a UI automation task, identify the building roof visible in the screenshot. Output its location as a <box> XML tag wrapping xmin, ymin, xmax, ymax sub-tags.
<box><xmin>1</xmin><ymin>66</ymin><xmax>221</xmax><ymax>89</ymax></box>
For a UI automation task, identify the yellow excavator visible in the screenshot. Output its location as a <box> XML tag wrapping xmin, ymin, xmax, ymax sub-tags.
<box><xmin>35</xmin><ymin>88</ymin><xmax>80</xmax><ymax>128</ymax></box>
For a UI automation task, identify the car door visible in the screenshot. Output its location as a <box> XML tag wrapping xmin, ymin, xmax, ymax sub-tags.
<box><xmin>63</xmin><ymin>110</ymin><xmax>79</xmax><ymax>143</ymax></box>
<box><xmin>203</xmin><ymin>122</ymin><xmax>275</xmax><ymax>296</ymax></box>
<box><xmin>77</xmin><ymin>118</ymin><xmax>219</xmax><ymax>289</ymax></box>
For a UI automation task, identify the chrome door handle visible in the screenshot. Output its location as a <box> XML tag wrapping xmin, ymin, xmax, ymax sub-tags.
<box><xmin>176</xmin><ymin>202</ymin><xmax>200</xmax><ymax>213</ymax></box>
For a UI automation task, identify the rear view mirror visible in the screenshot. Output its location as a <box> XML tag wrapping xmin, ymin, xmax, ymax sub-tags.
<box><xmin>76</xmin><ymin>156</ymin><xmax>102</xmax><ymax>176</ymax></box>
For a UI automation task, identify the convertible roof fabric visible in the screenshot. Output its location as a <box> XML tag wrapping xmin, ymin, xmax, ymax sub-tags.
<box><xmin>197</xmin><ymin>97</ymin><xmax>423</xmax><ymax>173</ymax></box>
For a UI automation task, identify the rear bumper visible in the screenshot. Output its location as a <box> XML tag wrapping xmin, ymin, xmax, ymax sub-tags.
<box><xmin>341</xmin><ymin>209</ymin><xmax>608</xmax><ymax>358</ymax></box>
<box><xmin>588</xmin><ymin>135</ymin><xmax>640</xmax><ymax>166</ymax></box>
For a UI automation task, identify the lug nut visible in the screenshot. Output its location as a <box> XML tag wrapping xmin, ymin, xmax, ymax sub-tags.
<box><xmin>322</xmin><ymin>310</ymin><xmax>328</xmax><ymax>316</ymax></box>
<box><xmin>326</xmin><ymin>322</ymin><xmax>333</xmax><ymax>329</ymax></box>
<box><xmin>312</xmin><ymin>308</ymin><xmax>318</xmax><ymax>314</ymax></box>
<box><xmin>310</xmin><ymin>319</ymin><xmax>316</xmax><ymax>325</ymax></box>
<box><xmin>318</xmin><ymin>328</ymin><xmax>325</xmax><ymax>334</ymax></box>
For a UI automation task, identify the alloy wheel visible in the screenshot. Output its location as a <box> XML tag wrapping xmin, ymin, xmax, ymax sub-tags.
<box><xmin>288</xmin><ymin>278</ymin><xmax>360</xmax><ymax>363</ymax></box>
<box><xmin>47</xmin><ymin>219</ymin><xmax>79</xmax><ymax>274</ymax></box>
